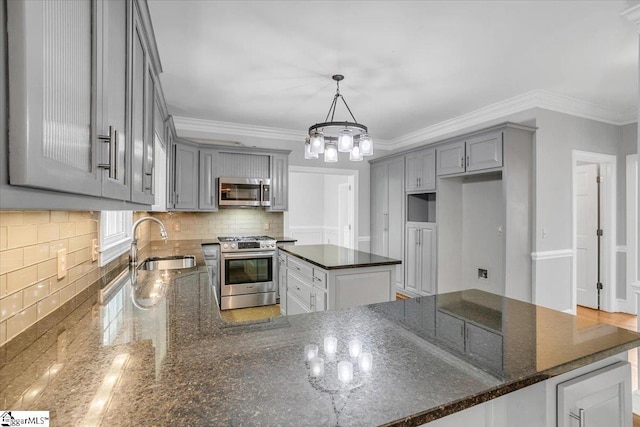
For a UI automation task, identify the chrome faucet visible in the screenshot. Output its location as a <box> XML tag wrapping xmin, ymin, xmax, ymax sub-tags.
<box><xmin>130</xmin><ymin>217</ymin><xmax>168</xmax><ymax>265</ymax></box>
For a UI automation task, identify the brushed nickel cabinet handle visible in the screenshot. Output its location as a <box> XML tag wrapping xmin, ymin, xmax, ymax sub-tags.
<box><xmin>98</xmin><ymin>125</ymin><xmax>115</xmax><ymax>178</ymax></box>
<box><xmin>466</xmin><ymin>155</ymin><xmax>469</xmax><ymax>168</ymax></box>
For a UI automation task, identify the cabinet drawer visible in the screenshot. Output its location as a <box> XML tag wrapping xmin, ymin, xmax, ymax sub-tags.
<box><xmin>288</xmin><ymin>257</ymin><xmax>313</xmax><ymax>281</ymax></box>
<box><xmin>312</xmin><ymin>269</ymin><xmax>327</xmax><ymax>289</ymax></box>
<box><xmin>287</xmin><ymin>271</ymin><xmax>312</xmax><ymax>308</ymax></box>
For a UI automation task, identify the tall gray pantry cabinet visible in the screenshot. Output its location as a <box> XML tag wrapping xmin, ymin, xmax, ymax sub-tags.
<box><xmin>371</xmin><ymin>157</ymin><xmax>405</xmax><ymax>289</ymax></box>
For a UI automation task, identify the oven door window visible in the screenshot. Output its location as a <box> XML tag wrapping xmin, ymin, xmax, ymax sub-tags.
<box><xmin>220</xmin><ymin>184</ymin><xmax>261</xmax><ymax>202</ymax></box>
<box><xmin>224</xmin><ymin>257</ymin><xmax>273</xmax><ymax>285</ymax></box>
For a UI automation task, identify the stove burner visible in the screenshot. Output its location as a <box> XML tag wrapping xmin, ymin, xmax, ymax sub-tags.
<box><xmin>218</xmin><ymin>235</ymin><xmax>274</xmax><ymax>242</ymax></box>
<box><xmin>218</xmin><ymin>235</ymin><xmax>277</xmax><ymax>252</ymax></box>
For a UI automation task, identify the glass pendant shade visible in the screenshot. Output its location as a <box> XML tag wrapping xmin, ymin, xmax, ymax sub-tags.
<box><xmin>324</xmin><ymin>142</ymin><xmax>338</xmax><ymax>163</ymax></box>
<box><xmin>349</xmin><ymin>141</ymin><xmax>363</xmax><ymax>161</ymax></box>
<box><xmin>360</xmin><ymin>134</ymin><xmax>373</xmax><ymax>156</ymax></box>
<box><xmin>337</xmin><ymin>129</ymin><xmax>354</xmax><ymax>152</ymax></box>
<box><xmin>310</xmin><ymin>131</ymin><xmax>325</xmax><ymax>154</ymax></box>
<box><xmin>304</xmin><ymin>138</ymin><xmax>318</xmax><ymax>159</ymax></box>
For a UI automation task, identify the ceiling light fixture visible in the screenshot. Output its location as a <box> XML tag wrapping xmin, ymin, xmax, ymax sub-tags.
<box><xmin>307</xmin><ymin>75</ymin><xmax>373</xmax><ymax>162</ymax></box>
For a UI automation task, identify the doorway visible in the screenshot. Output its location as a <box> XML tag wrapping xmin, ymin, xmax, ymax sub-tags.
<box><xmin>285</xmin><ymin>166</ymin><xmax>358</xmax><ymax>249</ymax></box>
<box><xmin>572</xmin><ymin>151</ymin><xmax>617</xmax><ymax>313</ymax></box>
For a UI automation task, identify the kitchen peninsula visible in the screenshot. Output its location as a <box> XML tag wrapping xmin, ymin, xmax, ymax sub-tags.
<box><xmin>0</xmin><ymin>241</ymin><xmax>639</xmax><ymax>426</ymax></box>
<box><xmin>278</xmin><ymin>244</ymin><xmax>401</xmax><ymax>315</ymax></box>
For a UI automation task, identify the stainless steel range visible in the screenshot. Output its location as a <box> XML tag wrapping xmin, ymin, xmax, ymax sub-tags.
<box><xmin>218</xmin><ymin>236</ymin><xmax>277</xmax><ymax>310</ymax></box>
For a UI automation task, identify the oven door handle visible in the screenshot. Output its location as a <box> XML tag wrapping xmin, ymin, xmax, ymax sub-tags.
<box><xmin>222</xmin><ymin>252</ymin><xmax>275</xmax><ymax>260</ymax></box>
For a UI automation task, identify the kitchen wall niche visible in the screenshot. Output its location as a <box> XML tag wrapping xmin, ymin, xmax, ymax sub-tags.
<box><xmin>407</xmin><ymin>193</ymin><xmax>436</xmax><ymax>223</ymax></box>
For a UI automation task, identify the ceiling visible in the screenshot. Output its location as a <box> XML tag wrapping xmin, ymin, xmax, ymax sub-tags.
<box><xmin>148</xmin><ymin>1</ymin><xmax>639</xmax><ymax>148</ymax></box>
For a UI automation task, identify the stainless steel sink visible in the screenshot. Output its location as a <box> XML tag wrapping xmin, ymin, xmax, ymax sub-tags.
<box><xmin>138</xmin><ymin>255</ymin><xmax>196</xmax><ymax>270</ymax></box>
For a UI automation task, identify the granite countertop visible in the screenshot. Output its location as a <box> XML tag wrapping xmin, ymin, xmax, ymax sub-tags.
<box><xmin>280</xmin><ymin>244</ymin><xmax>402</xmax><ymax>270</ymax></box>
<box><xmin>1</xmin><ymin>242</ymin><xmax>639</xmax><ymax>426</ymax></box>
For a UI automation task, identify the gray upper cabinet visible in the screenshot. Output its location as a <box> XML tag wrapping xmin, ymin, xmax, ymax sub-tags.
<box><xmin>466</xmin><ymin>131</ymin><xmax>503</xmax><ymax>172</ymax></box>
<box><xmin>217</xmin><ymin>152</ymin><xmax>270</xmax><ymax>178</ymax></box>
<box><xmin>370</xmin><ymin>157</ymin><xmax>405</xmax><ymax>289</ymax></box>
<box><xmin>7</xmin><ymin>0</ymin><xmax>102</xmax><ymax>196</ymax></box>
<box><xmin>6</xmin><ymin>0</ymin><xmax>158</xmax><ymax>207</ymax></box>
<box><xmin>268</xmin><ymin>153</ymin><xmax>288</xmax><ymax>212</ymax></box>
<box><xmin>437</xmin><ymin>141</ymin><xmax>466</xmax><ymax>176</ymax></box>
<box><xmin>130</xmin><ymin>2</ymin><xmax>154</xmax><ymax>205</ymax></box>
<box><xmin>437</xmin><ymin>132</ymin><xmax>503</xmax><ymax>176</ymax></box>
<box><xmin>199</xmin><ymin>148</ymin><xmax>218</xmax><ymax>211</ymax></box>
<box><xmin>96</xmin><ymin>0</ymin><xmax>129</xmax><ymax>200</ymax></box>
<box><xmin>405</xmin><ymin>148</ymin><xmax>435</xmax><ymax>191</ymax></box>
<box><xmin>173</xmin><ymin>141</ymin><xmax>198</xmax><ymax>210</ymax></box>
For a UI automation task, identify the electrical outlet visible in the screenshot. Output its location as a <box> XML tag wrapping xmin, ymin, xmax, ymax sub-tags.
<box><xmin>478</xmin><ymin>268</ymin><xmax>488</xmax><ymax>280</ymax></box>
<box><xmin>264</xmin><ymin>222</ymin><xmax>270</xmax><ymax>231</ymax></box>
<box><xmin>57</xmin><ymin>249</ymin><xmax>67</xmax><ymax>279</ymax></box>
<box><xmin>91</xmin><ymin>239</ymin><xmax>99</xmax><ymax>262</ymax></box>
<box><xmin>173</xmin><ymin>222</ymin><xmax>181</xmax><ymax>232</ymax></box>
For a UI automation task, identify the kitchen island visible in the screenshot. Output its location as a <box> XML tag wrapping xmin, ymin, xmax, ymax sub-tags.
<box><xmin>278</xmin><ymin>244</ymin><xmax>401</xmax><ymax>315</ymax></box>
<box><xmin>0</xmin><ymin>240</ymin><xmax>639</xmax><ymax>426</ymax></box>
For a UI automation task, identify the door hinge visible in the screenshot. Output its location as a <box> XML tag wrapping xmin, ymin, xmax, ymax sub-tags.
<box><xmin>596</xmin><ymin>176</ymin><xmax>604</xmax><ymax>184</ymax></box>
<box><xmin>596</xmin><ymin>229</ymin><xmax>603</xmax><ymax>236</ymax></box>
<box><xmin>596</xmin><ymin>282</ymin><xmax>603</xmax><ymax>290</ymax></box>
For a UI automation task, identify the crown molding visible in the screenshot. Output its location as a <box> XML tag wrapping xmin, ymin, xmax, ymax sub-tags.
<box><xmin>621</xmin><ymin>4</ymin><xmax>640</xmax><ymax>29</ymax></box>
<box><xmin>174</xmin><ymin>89</ymin><xmax>637</xmax><ymax>151</ymax></box>
<box><xmin>388</xmin><ymin>90</ymin><xmax>637</xmax><ymax>150</ymax></box>
<box><xmin>173</xmin><ymin>116</ymin><xmax>306</xmax><ymax>142</ymax></box>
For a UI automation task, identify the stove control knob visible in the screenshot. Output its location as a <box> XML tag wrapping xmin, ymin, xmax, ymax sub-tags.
<box><xmin>231</xmin><ymin>243</ymin><xmax>237</xmax><ymax>249</ymax></box>
<box><xmin>222</xmin><ymin>243</ymin><xmax>229</xmax><ymax>250</ymax></box>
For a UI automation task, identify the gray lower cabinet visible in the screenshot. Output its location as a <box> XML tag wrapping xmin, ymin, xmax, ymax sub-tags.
<box><xmin>405</xmin><ymin>148</ymin><xmax>436</xmax><ymax>191</ymax></box>
<box><xmin>405</xmin><ymin>222</ymin><xmax>436</xmax><ymax>296</ymax></box>
<box><xmin>268</xmin><ymin>153</ymin><xmax>288</xmax><ymax>211</ymax></box>
<box><xmin>172</xmin><ymin>141</ymin><xmax>198</xmax><ymax>210</ymax></box>
<box><xmin>557</xmin><ymin>361</ymin><xmax>631</xmax><ymax>427</ymax></box>
<box><xmin>435</xmin><ymin>310</ymin><xmax>465</xmax><ymax>353</ymax></box>
<box><xmin>371</xmin><ymin>157</ymin><xmax>405</xmax><ymax>289</ymax></box>
<box><xmin>465</xmin><ymin>323</ymin><xmax>503</xmax><ymax>371</ymax></box>
<box><xmin>199</xmin><ymin>148</ymin><xmax>218</xmax><ymax>211</ymax></box>
<box><xmin>278</xmin><ymin>253</ymin><xmax>287</xmax><ymax>315</ymax></box>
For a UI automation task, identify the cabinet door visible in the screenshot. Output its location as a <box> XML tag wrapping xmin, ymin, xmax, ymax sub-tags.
<box><xmin>418</xmin><ymin>226</ymin><xmax>436</xmax><ymax>295</ymax></box>
<box><xmin>173</xmin><ymin>143</ymin><xmax>198</xmax><ymax>210</ymax></box>
<box><xmin>388</xmin><ymin>158</ymin><xmax>405</xmax><ymax>288</ymax></box>
<box><xmin>370</xmin><ymin>163</ymin><xmax>389</xmax><ymax>257</ymax></box>
<box><xmin>199</xmin><ymin>148</ymin><xmax>218</xmax><ymax>211</ymax></box>
<box><xmin>286</xmin><ymin>292</ymin><xmax>311</xmax><ymax>316</ymax></box>
<box><xmin>557</xmin><ymin>361</ymin><xmax>631</xmax><ymax>427</ymax></box>
<box><xmin>312</xmin><ymin>288</ymin><xmax>327</xmax><ymax>312</ymax></box>
<box><xmin>405</xmin><ymin>224</ymin><xmax>419</xmax><ymax>294</ymax></box>
<box><xmin>268</xmin><ymin>153</ymin><xmax>288</xmax><ymax>211</ymax></box>
<box><xmin>130</xmin><ymin>5</ymin><xmax>154</xmax><ymax>204</ymax></box>
<box><xmin>7</xmin><ymin>0</ymin><xmax>102</xmax><ymax>196</ymax></box>
<box><xmin>217</xmin><ymin>152</ymin><xmax>270</xmax><ymax>178</ymax></box>
<box><xmin>405</xmin><ymin>155</ymin><xmax>420</xmax><ymax>191</ymax></box>
<box><xmin>466</xmin><ymin>132</ymin><xmax>503</xmax><ymax>172</ymax></box>
<box><xmin>419</xmin><ymin>149</ymin><xmax>436</xmax><ymax>190</ymax></box>
<box><xmin>96</xmin><ymin>0</ymin><xmax>129</xmax><ymax>200</ymax></box>
<box><xmin>437</xmin><ymin>141</ymin><xmax>465</xmax><ymax>176</ymax></box>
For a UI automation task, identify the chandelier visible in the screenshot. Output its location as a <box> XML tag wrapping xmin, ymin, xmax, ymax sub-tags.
<box><xmin>305</xmin><ymin>75</ymin><xmax>374</xmax><ymax>162</ymax></box>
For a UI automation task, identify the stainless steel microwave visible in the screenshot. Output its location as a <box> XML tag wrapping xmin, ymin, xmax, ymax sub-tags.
<box><xmin>218</xmin><ymin>177</ymin><xmax>271</xmax><ymax>207</ymax></box>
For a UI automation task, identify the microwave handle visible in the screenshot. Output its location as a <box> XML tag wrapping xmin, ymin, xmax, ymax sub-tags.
<box><xmin>261</xmin><ymin>181</ymin><xmax>270</xmax><ymax>205</ymax></box>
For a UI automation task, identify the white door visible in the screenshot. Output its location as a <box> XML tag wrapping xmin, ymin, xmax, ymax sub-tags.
<box><xmin>576</xmin><ymin>163</ymin><xmax>599</xmax><ymax>309</ymax></box>
<box><xmin>338</xmin><ymin>182</ymin><xmax>353</xmax><ymax>249</ymax></box>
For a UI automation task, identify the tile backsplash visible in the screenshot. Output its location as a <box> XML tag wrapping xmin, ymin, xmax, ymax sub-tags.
<box><xmin>151</xmin><ymin>210</ymin><xmax>283</xmax><ymax>240</ymax></box>
<box><xmin>0</xmin><ymin>211</ymin><xmax>152</xmax><ymax>347</ymax></box>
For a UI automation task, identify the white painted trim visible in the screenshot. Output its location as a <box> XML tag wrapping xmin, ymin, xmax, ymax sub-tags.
<box><xmin>562</xmin><ymin>308</ymin><xmax>576</xmax><ymax>315</ymax></box>
<box><xmin>621</xmin><ymin>4</ymin><xmax>640</xmax><ymax>28</ymax></box>
<box><xmin>617</xmin><ymin>246</ymin><xmax>628</xmax><ymax>253</ymax></box>
<box><xmin>172</xmin><ymin>90</ymin><xmax>636</xmax><ymax>151</ymax></box>
<box><xmin>571</xmin><ymin>150</ymin><xmax>617</xmax><ymax>313</ymax></box>
<box><xmin>358</xmin><ymin>236</ymin><xmax>371</xmax><ymax>243</ymax></box>
<box><xmin>627</xmin><ymin>155</ymin><xmax>638</xmax><ymax>312</ymax></box>
<box><xmin>530</xmin><ymin>249</ymin><xmax>573</xmax><ymax>261</ymax></box>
